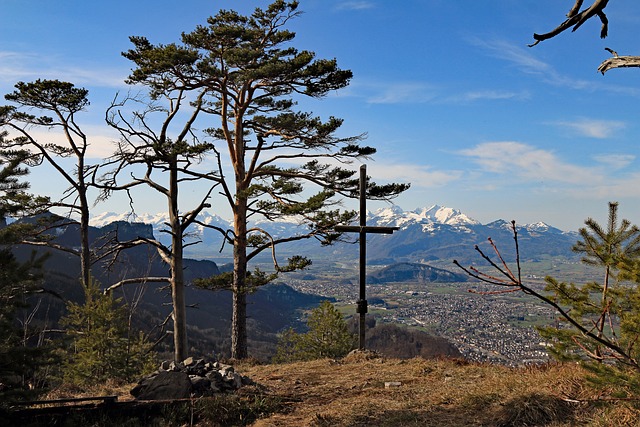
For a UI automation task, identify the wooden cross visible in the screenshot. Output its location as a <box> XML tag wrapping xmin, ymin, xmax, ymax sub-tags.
<box><xmin>335</xmin><ymin>164</ymin><xmax>398</xmax><ymax>350</ymax></box>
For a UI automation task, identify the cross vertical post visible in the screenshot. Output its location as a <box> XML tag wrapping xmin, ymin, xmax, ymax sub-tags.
<box><xmin>335</xmin><ymin>164</ymin><xmax>398</xmax><ymax>350</ymax></box>
<box><xmin>357</xmin><ymin>164</ymin><xmax>367</xmax><ymax>349</ymax></box>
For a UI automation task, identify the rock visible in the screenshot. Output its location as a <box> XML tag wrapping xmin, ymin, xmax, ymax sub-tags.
<box><xmin>168</xmin><ymin>361</ymin><xmax>183</xmax><ymax>371</ymax></box>
<box><xmin>131</xmin><ymin>371</ymin><xmax>192</xmax><ymax>400</ymax></box>
<box><xmin>225</xmin><ymin>372</ymin><xmax>243</xmax><ymax>389</ymax></box>
<box><xmin>185</xmin><ymin>359</ymin><xmax>206</xmax><ymax>376</ymax></box>
<box><xmin>385</xmin><ymin>381</ymin><xmax>402</xmax><ymax>388</ymax></box>
<box><xmin>190</xmin><ymin>376</ymin><xmax>212</xmax><ymax>395</ymax></box>
<box><xmin>206</xmin><ymin>370</ymin><xmax>223</xmax><ymax>382</ymax></box>
<box><xmin>131</xmin><ymin>356</ymin><xmax>252</xmax><ymax>399</ymax></box>
<box><xmin>218</xmin><ymin>364</ymin><xmax>234</xmax><ymax>375</ymax></box>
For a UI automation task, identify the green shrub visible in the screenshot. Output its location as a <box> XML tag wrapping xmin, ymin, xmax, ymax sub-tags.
<box><xmin>60</xmin><ymin>277</ymin><xmax>156</xmax><ymax>385</ymax></box>
<box><xmin>274</xmin><ymin>300</ymin><xmax>354</xmax><ymax>362</ymax></box>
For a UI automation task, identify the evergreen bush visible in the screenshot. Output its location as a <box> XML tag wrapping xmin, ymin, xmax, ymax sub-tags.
<box><xmin>274</xmin><ymin>300</ymin><xmax>354</xmax><ymax>362</ymax></box>
<box><xmin>61</xmin><ymin>277</ymin><xmax>156</xmax><ymax>385</ymax></box>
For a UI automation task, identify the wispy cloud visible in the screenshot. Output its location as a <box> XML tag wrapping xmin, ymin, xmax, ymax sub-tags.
<box><xmin>370</xmin><ymin>162</ymin><xmax>462</xmax><ymax>188</ymax></box>
<box><xmin>573</xmin><ymin>172</ymin><xmax>640</xmax><ymax>199</ymax></box>
<box><xmin>468</xmin><ymin>37</ymin><xmax>593</xmax><ymax>90</ymax></box>
<box><xmin>446</xmin><ymin>89</ymin><xmax>531</xmax><ymax>103</ymax></box>
<box><xmin>468</xmin><ymin>37</ymin><xmax>550</xmax><ymax>75</ymax></box>
<box><xmin>335</xmin><ymin>1</ymin><xmax>375</xmax><ymax>11</ymax></box>
<box><xmin>551</xmin><ymin>117</ymin><xmax>626</xmax><ymax>139</ymax></box>
<box><xmin>0</xmin><ymin>50</ymin><xmax>127</xmax><ymax>90</ymax></box>
<box><xmin>458</xmin><ymin>141</ymin><xmax>601</xmax><ymax>185</ymax></box>
<box><xmin>5</xmin><ymin>126</ymin><xmax>120</xmax><ymax>160</ymax></box>
<box><xmin>593</xmin><ymin>153</ymin><xmax>635</xmax><ymax>169</ymax></box>
<box><xmin>364</xmin><ymin>81</ymin><xmax>437</xmax><ymax>104</ymax></box>
<box><xmin>355</xmin><ymin>78</ymin><xmax>529</xmax><ymax>106</ymax></box>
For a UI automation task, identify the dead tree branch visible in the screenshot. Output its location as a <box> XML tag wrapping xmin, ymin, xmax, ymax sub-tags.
<box><xmin>598</xmin><ymin>48</ymin><xmax>640</xmax><ymax>73</ymax></box>
<box><xmin>104</xmin><ymin>277</ymin><xmax>170</xmax><ymax>294</ymax></box>
<box><xmin>453</xmin><ymin>220</ymin><xmax>639</xmax><ymax>369</ymax></box>
<box><xmin>529</xmin><ymin>0</ymin><xmax>610</xmax><ymax>47</ymax></box>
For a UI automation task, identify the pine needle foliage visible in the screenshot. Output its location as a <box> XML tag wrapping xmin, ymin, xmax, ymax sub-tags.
<box><xmin>274</xmin><ymin>300</ymin><xmax>354</xmax><ymax>362</ymax></box>
<box><xmin>60</xmin><ymin>277</ymin><xmax>156</xmax><ymax>385</ymax></box>
<box><xmin>455</xmin><ymin>203</ymin><xmax>640</xmax><ymax>397</ymax></box>
<box><xmin>120</xmin><ymin>0</ymin><xmax>408</xmax><ymax>359</ymax></box>
<box><xmin>538</xmin><ymin>203</ymin><xmax>640</xmax><ymax>394</ymax></box>
<box><xmin>0</xmin><ymin>150</ymin><xmax>52</xmax><ymax>405</ymax></box>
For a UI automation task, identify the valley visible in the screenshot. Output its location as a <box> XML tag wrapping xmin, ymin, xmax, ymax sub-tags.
<box><xmin>17</xmin><ymin>205</ymin><xmax>595</xmax><ymax>364</ymax></box>
<box><xmin>276</xmin><ymin>257</ymin><xmax>597</xmax><ymax>366</ymax></box>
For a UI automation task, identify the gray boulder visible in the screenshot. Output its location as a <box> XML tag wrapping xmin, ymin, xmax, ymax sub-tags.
<box><xmin>131</xmin><ymin>371</ymin><xmax>192</xmax><ymax>400</ymax></box>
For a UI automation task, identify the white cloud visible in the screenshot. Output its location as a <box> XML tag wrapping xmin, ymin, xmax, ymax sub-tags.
<box><xmin>593</xmin><ymin>153</ymin><xmax>635</xmax><ymax>169</ymax></box>
<box><xmin>552</xmin><ymin>118</ymin><xmax>626</xmax><ymax>139</ymax></box>
<box><xmin>366</xmin><ymin>162</ymin><xmax>462</xmax><ymax>188</ymax></box>
<box><xmin>4</xmin><ymin>126</ymin><xmax>120</xmax><ymax>160</ymax></box>
<box><xmin>355</xmin><ymin>76</ymin><xmax>529</xmax><ymax>106</ymax></box>
<box><xmin>574</xmin><ymin>172</ymin><xmax>640</xmax><ymax>199</ymax></box>
<box><xmin>458</xmin><ymin>141</ymin><xmax>601</xmax><ymax>185</ymax></box>
<box><xmin>447</xmin><ymin>89</ymin><xmax>531</xmax><ymax>103</ymax></box>
<box><xmin>335</xmin><ymin>1</ymin><xmax>375</xmax><ymax>11</ymax></box>
<box><xmin>468</xmin><ymin>37</ymin><xmax>550</xmax><ymax>75</ymax></box>
<box><xmin>0</xmin><ymin>50</ymin><xmax>127</xmax><ymax>90</ymax></box>
<box><xmin>469</xmin><ymin>38</ymin><xmax>593</xmax><ymax>90</ymax></box>
<box><xmin>363</xmin><ymin>81</ymin><xmax>438</xmax><ymax>104</ymax></box>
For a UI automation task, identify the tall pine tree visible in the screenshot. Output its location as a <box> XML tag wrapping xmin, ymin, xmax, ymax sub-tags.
<box><xmin>0</xmin><ymin>145</ymin><xmax>50</xmax><ymax>403</ymax></box>
<box><xmin>123</xmin><ymin>0</ymin><xmax>408</xmax><ymax>359</ymax></box>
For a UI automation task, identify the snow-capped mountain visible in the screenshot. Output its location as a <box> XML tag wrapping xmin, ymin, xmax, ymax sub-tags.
<box><xmin>89</xmin><ymin>211</ymin><xmax>230</xmax><ymax>229</ymax></box>
<box><xmin>89</xmin><ymin>205</ymin><xmax>577</xmax><ymax>263</ymax></box>
<box><xmin>371</xmin><ymin>205</ymin><xmax>480</xmax><ymax>228</ymax></box>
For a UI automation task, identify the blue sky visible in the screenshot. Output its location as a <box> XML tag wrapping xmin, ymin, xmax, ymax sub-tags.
<box><xmin>2</xmin><ymin>0</ymin><xmax>640</xmax><ymax>231</ymax></box>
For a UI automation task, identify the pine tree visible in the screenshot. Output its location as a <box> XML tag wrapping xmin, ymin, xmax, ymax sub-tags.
<box><xmin>274</xmin><ymin>301</ymin><xmax>354</xmax><ymax>362</ymax></box>
<box><xmin>60</xmin><ymin>277</ymin><xmax>156</xmax><ymax>385</ymax></box>
<box><xmin>538</xmin><ymin>202</ymin><xmax>640</xmax><ymax>392</ymax></box>
<box><xmin>1</xmin><ymin>80</ymin><xmax>96</xmax><ymax>289</ymax></box>
<box><xmin>455</xmin><ymin>203</ymin><xmax>640</xmax><ymax>395</ymax></box>
<box><xmin>122</xmin><ymin>0</ymin><xmax>408</xmax><ymax>359</ymax></box>
<box><xmin>0</xmin><ymin>146</ymin><xmax>50</xmax><ymax>404</ymax></box>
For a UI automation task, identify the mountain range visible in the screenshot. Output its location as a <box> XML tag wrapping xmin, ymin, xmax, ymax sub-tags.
<box><xmin>8</xmin><ymin>215</ymin><xmax>326</xmax><ymax>360</ymax></box>
<box><xmin>10</xmin><ymin>205</ymin><xmax>580</xmax><ymax>360</ymax></box>
<box><xmin>89</xmin><ymin>205</ymin><xmax>579</xmax><ymax>265</ymax></box>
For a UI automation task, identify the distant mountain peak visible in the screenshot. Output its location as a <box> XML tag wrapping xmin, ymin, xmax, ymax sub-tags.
<box><xmin>409</xmin><ymin>205</ymin><xmax>479</xmax><ymax>226</ymax></box>
<box><xmin>526</xmin><ymin>221</ymin><xmax>550</xmax><ymax>230</ymax></box>
<box><xmin>89</xmin><ymin>211</ymin><xmax>229</xmax><ymax>228</ymax></box>
<box><xmin>371</xmin><ymin>204</ymin><xmax>479</xmax><ymax>228</ymax></box>
<box><xmin>86</xmin><ymin>206</ymin><xmax>576</xmax><ymax>264</ymax></box>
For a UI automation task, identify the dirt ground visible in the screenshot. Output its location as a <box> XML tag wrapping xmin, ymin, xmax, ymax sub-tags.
<box><xmin>237</xmin><ymin>352</ymin><xmax>640</xmax><ymax>427</ymax></box>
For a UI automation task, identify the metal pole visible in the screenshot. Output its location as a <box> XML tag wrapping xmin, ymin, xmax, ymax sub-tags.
<box><xmin>357</xmin><ymin>164</ymin><xmax>367</xmax><ymax>349</ymax></box>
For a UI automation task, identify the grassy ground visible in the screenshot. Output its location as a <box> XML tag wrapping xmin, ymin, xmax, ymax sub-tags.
<box><xmin>236</xmin><ymin>353</ymin><xmax>640</xmax><ymax>427</ymax></box>
<box><xmin>34</xmin><ymin>353</ymin><xmax>640</xmax><ymax>426</ymax></box>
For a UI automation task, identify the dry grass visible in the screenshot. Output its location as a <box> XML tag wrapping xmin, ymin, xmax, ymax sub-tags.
<box><xmin>234</xmin><ymin>352</ymin><xmax>640</xmax><ymax>427</ymax></box>
<box><xmin>42</xmin><ymin>378</ymin><xmax>136</xmax><ymax>402</ymax></box>
<box><xmin>37</xmin><ymin>353</ymin><xmax>640</xmax><ymax>426</ymax></box>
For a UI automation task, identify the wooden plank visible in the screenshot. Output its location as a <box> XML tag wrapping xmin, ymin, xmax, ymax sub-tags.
<box><xmin>11</xmin><ymin>395</ymin><xmax>118</xmax><ymax>406</ymax></box>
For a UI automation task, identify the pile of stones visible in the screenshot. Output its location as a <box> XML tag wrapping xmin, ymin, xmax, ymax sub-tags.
<box><xmin>131</xmin><ymin>356</ymin><xmax>254</xmax><ymax>400</ymax></box>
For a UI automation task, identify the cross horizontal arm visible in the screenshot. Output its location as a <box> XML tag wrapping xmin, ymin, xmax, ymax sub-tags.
<box><xmin>334</xmin><ymin>225</ymin><xmax>399</xmax><ymax>234</ymax></box>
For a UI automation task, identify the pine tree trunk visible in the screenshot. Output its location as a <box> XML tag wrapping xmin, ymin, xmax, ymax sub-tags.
<box><xmin>77</xmin><ymin>158</ymin><xmax>91</xmax><ymax>290</ymax></box>
<box><xmin>231</xmin><ymin>195</ymin><xmax>248</xmax><ymax>359</ymax></box>
<box><xmin>169</xmin><ymin>166</ymin><xmax>188</xmax><ymax>362</ymax></box>
<box><xmin>172</xmin><ymin>248</ymin><xmax>187</xmax><ymax>362</ymax></box>
<box><xmin>79</xmin><ymin>194</ymin><xmax>91</xmax><ymax>290</ymax></box>
<box><xmin>231</xmin><ymin>288</ymin><xmax>248</xmax><ymax>359</ymax></box>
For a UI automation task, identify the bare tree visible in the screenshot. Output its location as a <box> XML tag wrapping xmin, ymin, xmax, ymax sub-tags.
<box><xmin>99</xmin><ymin>86</ymin><xmax>218</xmax><ymax>362</ymax></box>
